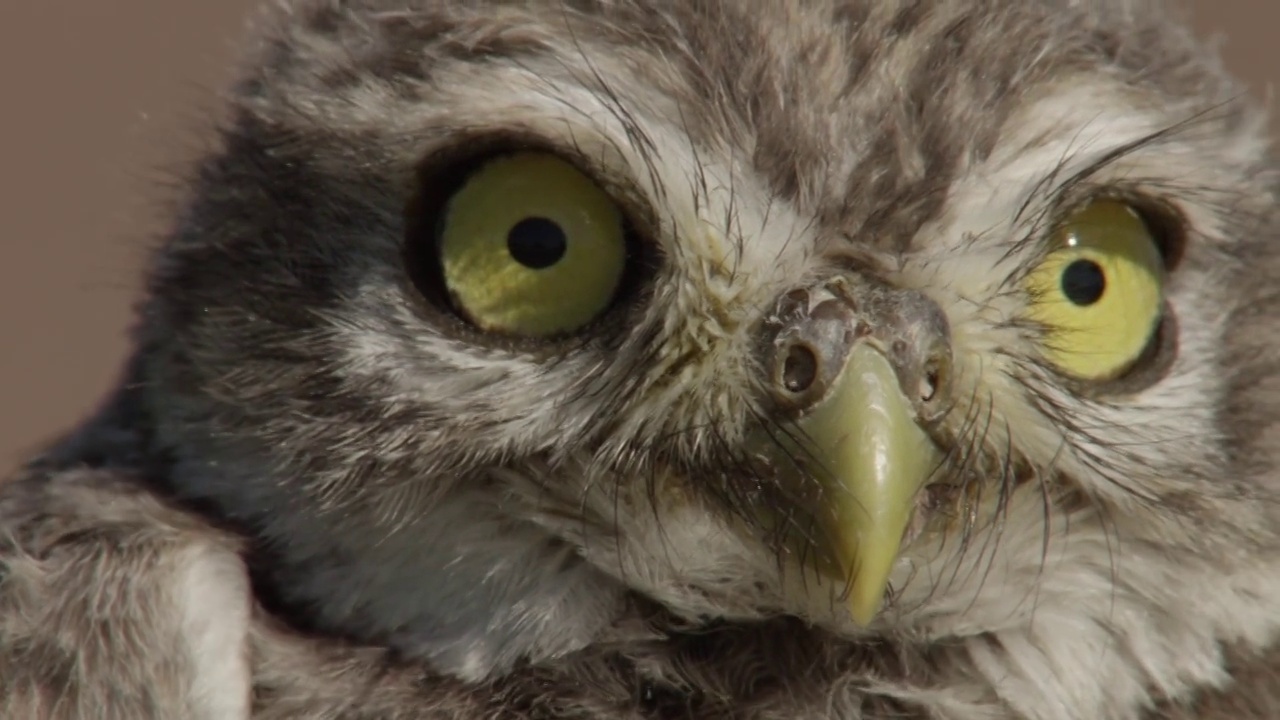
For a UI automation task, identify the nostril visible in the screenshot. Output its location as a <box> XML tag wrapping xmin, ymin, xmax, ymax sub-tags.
<box><xmin>920</xmin><ymin>370</ymin><xmax>939</xmax><ymax>403</ymax></box>
<box><xmin>919</xmin><ymin>355</ymin><xmax>947</xmax><ymax>404</ymax></box>
<box><xmin>782</xmin><ymin>343</ymin><xmax>819</xmax><ymax>394</ymax></box>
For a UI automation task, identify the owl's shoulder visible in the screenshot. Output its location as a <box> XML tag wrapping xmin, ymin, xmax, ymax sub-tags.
<box><xmin>0</xmin><ymin>404</ymin><xmax>507</xmax><ymax>719</ymax></box>
<box><xmin>0</xmin><ymin>453</ymin><xmax>253</xmax><ymax>718</ymax></box>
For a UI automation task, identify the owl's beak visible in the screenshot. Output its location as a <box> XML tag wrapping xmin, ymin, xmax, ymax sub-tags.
<box><xmin>755</xmin><ymin>280</ymin><xmax>951</xmax><ymax>624</ymax></box>
<box><xmin>771</xmin><ymin>343</ymin><xmax>943</xmax><ymax>625</ymax></box>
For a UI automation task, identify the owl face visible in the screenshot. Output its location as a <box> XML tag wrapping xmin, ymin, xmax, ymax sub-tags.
<box><xmin>144</xmin><ymin>0</ymin><xmax>1279</xmax><ymax>679</ymax></box>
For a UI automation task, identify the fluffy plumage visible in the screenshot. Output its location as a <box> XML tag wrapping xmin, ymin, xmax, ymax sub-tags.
<box><xmin>2</xmin><ymin>1</ymin><xmax>1279</xmax><ymax>718</ymax></box>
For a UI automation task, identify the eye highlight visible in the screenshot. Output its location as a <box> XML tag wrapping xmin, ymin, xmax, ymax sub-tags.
<box><xmin>1024</xmin><ymin>199</ymin><xmax>1166</xmax><ymax>381</ymax></box>
<box><xmin>433</xmin><ymin>152</ymin><xmax>630</xmax><ymax>338</ymax></box>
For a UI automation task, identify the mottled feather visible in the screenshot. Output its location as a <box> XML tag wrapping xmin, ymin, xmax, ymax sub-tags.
<box><xmin>2</xmin><ymin>1</ymin><xmax>1278</xmax><ymax>718</ymax></box>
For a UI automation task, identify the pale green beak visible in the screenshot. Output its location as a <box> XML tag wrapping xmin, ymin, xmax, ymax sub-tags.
<box><xmin>770</xmin><ymin>344</ymin><xmax>943</xmax><ymax>625</ymax></box>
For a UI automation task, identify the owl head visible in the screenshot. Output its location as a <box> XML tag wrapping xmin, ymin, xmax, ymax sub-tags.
<box><xmin>135</xmin><ymin>0</ymin><xmax>1280</xmax><ymax>690</ymax></box>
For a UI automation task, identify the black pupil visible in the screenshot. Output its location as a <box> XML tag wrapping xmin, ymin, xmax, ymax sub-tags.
<box><xmin>507</xmin><ymin>217</ymin><xmax>567</xmax><ymax>269</ymax></box>
<box><xmin>1060</xmin><ymin>259</ymin><xmax>1106</xmax><ymax>306</ymax></box>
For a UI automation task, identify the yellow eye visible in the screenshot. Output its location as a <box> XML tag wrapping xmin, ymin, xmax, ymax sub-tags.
<box><xmin>1024</xmin><ymin>200</ymin><xmax>1166</xmax><ymax>380</ymax></box>
<box><xmin>436</xmin><ymin>152</ymin><xmax>629</xmax><ymax>338</ymax></box>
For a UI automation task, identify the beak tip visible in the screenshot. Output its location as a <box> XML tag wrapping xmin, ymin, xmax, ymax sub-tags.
<box><xmin>848</xmin><ymin>601</ymin><xmax>881</xmax><ymax>627</ymax></box>
<box><xmin>842</xmin><ymin>556</ymin><xmax>893</xmax><ymax>626</ymax></box>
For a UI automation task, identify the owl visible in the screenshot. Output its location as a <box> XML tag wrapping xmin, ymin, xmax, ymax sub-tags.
<box><xmin>2</xmin><ymin>1</ymin><xmax>1278</xmax><ymax>718</ymax></box>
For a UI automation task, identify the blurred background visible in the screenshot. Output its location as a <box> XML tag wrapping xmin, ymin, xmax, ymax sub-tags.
<box><xmin>0</xmin><ymin>3</ymin><xmax>1276</xmax><ymax>473</ymax></box>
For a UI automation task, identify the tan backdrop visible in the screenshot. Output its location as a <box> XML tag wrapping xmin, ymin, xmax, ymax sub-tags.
<box><xmin>0</xmin><ymin>3</ymin><xmax>1276</xmax><ymax>473</ymax></box>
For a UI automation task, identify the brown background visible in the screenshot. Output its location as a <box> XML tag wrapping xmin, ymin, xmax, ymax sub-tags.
<box><xmin>0</xmin><ymin>3</ymin><xmax>1276</xmax><ymax>473</ymax></box>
